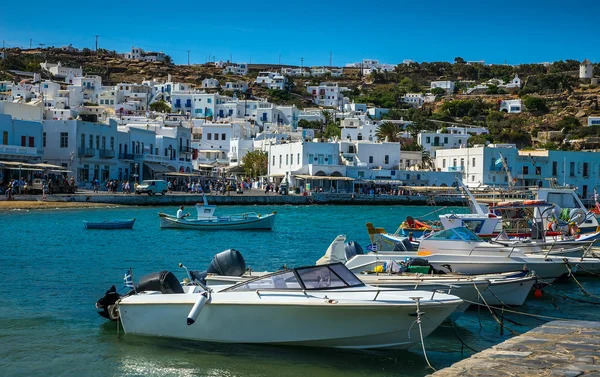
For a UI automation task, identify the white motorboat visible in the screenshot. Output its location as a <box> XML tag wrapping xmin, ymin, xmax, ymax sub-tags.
<box><xmin>158</xmin><ymin>196</ymin><xmax>276</xmax><ymax>230</ymax></box>
<box><xmin>479</xmin><ymin>271</ymin><xmax>538</xmax><ymax>306</ymax></box>
<box><xmin>97</xmin><ymin>263</ymin><xmax>462</xmax><ymax>349</ymax></box>
<box><xmin>327</xmin><ymin>228</ymin><xmax>600</xmax><ymax>282</ymax></box>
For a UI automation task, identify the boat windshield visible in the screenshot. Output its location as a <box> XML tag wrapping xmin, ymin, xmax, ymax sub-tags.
<box><xmin>222</xmin><ymin>263</ymin><xmax>364</xmax><ymax>291</ymax></box>
<box><xmin>428</xmin><ymin>227</ymin><xmax>483</xmax><ymax>242</ymax></box>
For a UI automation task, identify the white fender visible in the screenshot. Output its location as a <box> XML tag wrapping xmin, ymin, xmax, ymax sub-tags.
<box><xmin>187</xmin><ymin>294</ymin><xmax>208</xmax><ymax>325</ymax></box>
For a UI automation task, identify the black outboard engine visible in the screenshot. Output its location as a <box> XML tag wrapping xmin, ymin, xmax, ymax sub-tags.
<box><xmin>96</xmin><ymin>285</ymin><xmax>121</xmax><ymax>320</ymax></box>
<box><xmin>407</xmin><ymin>258</ymin><xmax>430</xmax><ymax>267</ymax></box>
<box><xmin>344</xmin><ymin>241</ymin><xmax>364</xmax><ymax>260</ymax></box>
<box><xmin>190</xmin><ymin>249</ymin><xmax>246</xmax><ymax>284</ymax></box>
<box><xmin>135</xmin><ymin>270</ymin><xmax>184</xmax><ymax>294</ymax></box>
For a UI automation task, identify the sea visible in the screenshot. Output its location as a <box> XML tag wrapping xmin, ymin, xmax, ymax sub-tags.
<box><xmin>2</xmin><ymin>203</ymin><xmax>600</xmax><ymax>377</ymax></box>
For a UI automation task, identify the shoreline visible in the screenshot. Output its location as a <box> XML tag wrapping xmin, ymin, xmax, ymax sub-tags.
<box><xmin>0</xmin><ymin>191</ymin><xmax>467</xmax><ymax>210</ymax></box>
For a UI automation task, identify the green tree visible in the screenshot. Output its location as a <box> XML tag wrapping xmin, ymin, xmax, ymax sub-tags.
<box><xmin>431</xmin><ymin>87</ymin><xmax>446</xmax><ymax>96</ymax></box>
<box><xmin>522</xmin><ymin>96</ymin><xmax>548</xmax><ymax>112</ymax></box>
<box><xmin>375</xmin><ymin>121</ymin><xmax>401</xmax><ymax>142</ymax></box>
<box><xmin>241</xmin><ymin>150</ymin><xmax>268</xmax><ymax>178</ymax></box>
<box><xmin>149</xmin><ymin>100</ymin><xmax>171</xmax><ymax>113</ymax></box>
<box><xmin>323</xmin><ymin>122</ymin><xmax>341</xmax><ymax>139</ymax></box>
<box><xmin>454</xmin><ymin>57</ymin><xmax>466</xmax><ymax>64</ymax></box>
<box><xmin>163</xmin><ymin>55</ymin><xmax>173</xmax><ymax>65</ymax></box>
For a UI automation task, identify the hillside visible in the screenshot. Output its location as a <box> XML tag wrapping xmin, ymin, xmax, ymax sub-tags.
<box><xmin>1</xmin><ymin>48</ymin><xmax>600</xmax><ymax>148</ymax></box>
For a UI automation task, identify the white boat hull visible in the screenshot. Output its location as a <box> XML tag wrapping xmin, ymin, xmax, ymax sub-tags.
<box><xmin>159</xmin><ymin>213</ymin><xmax>276</xmax><ymax>230</ymax></box>
<box><xmin>481</xmin><ymin>275</ymin><xmax>537</xmax><ymax>306</ymax></box>
<box><xmin>118</xmin><ymin>291</ymin><xmax>460</xmax><ymax>349</ymax></box>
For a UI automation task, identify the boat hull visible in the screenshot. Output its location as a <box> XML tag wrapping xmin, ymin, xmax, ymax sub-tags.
<box><xmin>118</xmin><ymin>292</ymin><xmax>460</xmax><ymax>349</ymax></box>
<box><xmin>481</xmin><ymin>275</ymin><xmax>537</xmax><ymax>306</ymax></box>
<box><xmin>83</xmin><ymin>219</ymin><xmax>135</xmax><ymax>229</ymax></box>
<box><xmin>159</xmin><ymin>213</ymin><xmax>276</xmax><ymax>230</ymax></box>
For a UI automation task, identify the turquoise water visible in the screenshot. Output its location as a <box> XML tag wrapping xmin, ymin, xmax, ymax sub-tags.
<box><xmin>2</xmin><ymin>204</ymin><xmax>600</xmax><ymax>377</ymax></box>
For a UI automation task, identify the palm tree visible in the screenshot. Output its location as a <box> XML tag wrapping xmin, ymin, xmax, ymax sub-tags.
<box><xmin>375</xmin><ymin>121</ymin><xmax>400</xmax><ymax>142</ymax></box>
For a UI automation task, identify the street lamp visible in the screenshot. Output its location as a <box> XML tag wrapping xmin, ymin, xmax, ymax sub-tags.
<box><xmin>134</xmin><ymin>163</ymin><xmax>138</xmax><ymax>181</ymax></box>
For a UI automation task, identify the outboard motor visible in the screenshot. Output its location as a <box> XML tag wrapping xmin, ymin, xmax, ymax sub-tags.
<box><xmin>344</xmin><ymin>241</ymin><xmax>364</xmax><ymax>260</ymax></box>
<box><xmin>135</xmin><ymin>270</ymin><xmax>184</xmax><ymax>294</ymax></box>
<box><xmin>190</xmin><ymin>249</ymin><xmax>246</xmax><ymax>284</ymax></box>
<box><xmin>96</xmin><ymin>285</ymin><xmax>121</xmax><ymax>320</ymax></box>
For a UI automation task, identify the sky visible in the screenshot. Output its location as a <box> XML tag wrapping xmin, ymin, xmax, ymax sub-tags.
<box><xmin>1</xmin><ymin>0</ymin><xmax>599</xmax><ymax>67</ymax></box>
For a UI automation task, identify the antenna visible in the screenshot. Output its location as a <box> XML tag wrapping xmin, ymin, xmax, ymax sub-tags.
<box><xmin>95</xmin><ymin>35</ymin><xmax>99</xmax><ymax>52</ymax></box>
<box><xmin>187</xmin><ymin>50</ymin><xmax>190</xmax><ymax>65</ymax></box>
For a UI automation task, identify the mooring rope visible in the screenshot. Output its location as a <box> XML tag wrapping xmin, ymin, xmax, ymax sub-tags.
<box><xmin>472</xmin><ymin>281</ymin><xmax>519</xmax><ymax>336</ymax></box>
<box><xmin>450</xmin><ymin>320</ymin><xmax>479</xmax><ymax>353</ymax></box>
<box><xmin>409</xmin><ymin>297</ymin><xmax>436</xmax><ymax>372</ymax></box>
<box><xmin>462</xmin><ymin>299</ymin><xmax>578</xmax><ymax>321</ymax></box>
<box><xmin>537</xmin><ymin>276</ymin><xmax>600</xmax><ymax>305</ymax></box>
<box><xmin>564</xmin><ymin>263</ymin><xmax>600</xmax><ymax>300</ymax></box>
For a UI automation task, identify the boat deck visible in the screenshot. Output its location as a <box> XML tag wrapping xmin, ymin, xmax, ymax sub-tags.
<box><xmin>427</xmin><ymin>320</ymin><xmax>600</xmax><ymax>376</ymax></box>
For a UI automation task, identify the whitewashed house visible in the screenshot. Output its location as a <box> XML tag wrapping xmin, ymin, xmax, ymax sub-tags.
<box><xmin>588</xmin><ymin>116</ymin><xmax>600</xmax><ymax>126</ymax></box>
<box><xmin>255</xmin><ymin>72</ymin><xmax>287</xmax><ymax>90</ymax></box>
<box><xmin>201</xmin><ymin>78</ymin><xmax>220</xmax><ymax>89</ymax></box>
<box><xmin>306</xmin><ymin>82</ymin><xmax>347</xmax><ymax>109</ymax></box>
<box><xmin>418</xmin><ymin>130</ymin><xmax>470</xmax><ymax>157</ymax></box>
<box><xmin>0</xmin><ymin>113</ymin><xmax>44</xmax><ymax>165</ymax></box>
<box><xmin>431</xmin><ymin>81</ymin><xmax>455</xmax><ymax>94</ymax></box>
<box><xmin>224</xmin><ymin>81</ymin><xmax>248</xmax><ymax>93</ymax></box>
<box><xmin>222</xmin><ymin>63</ymin><xmax>248</xmax><ymax>76</ymax></box>
<box><xmin>499</xmin><ymin>99</ymin><xmax>522</xmax><ymax>114</ymax></box>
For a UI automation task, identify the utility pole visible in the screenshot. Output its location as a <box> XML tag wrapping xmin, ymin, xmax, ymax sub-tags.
<box><xmin>187</xmin><ymin>50</ymin><xmax>190</xmax><ymax>65</ymax></box>
<box><xmin>39</xmin><ymin>43</ymin><xmax>45</xmax><ymax>49</ymax></box>
<box><xmin>2</xmin><ymin>40</ymin><xmax>5</xmax><ymax>61</ymax></box>
<box><xmin>30</xmin><ymin>39</ymin><xmax>32</xmax><ymax>49</ymax></box>
<box><xmin>95</xmin><ymin>35</ymin><xmax>99</xmax><ymax>52</ymax></box>
<box><xmin>329</xmin><ymin>52</ymin><xmax>332</xmax><ymax>67</ymax></box>
<box><xmin>230</xmin><ymin>53</ymin><xmax>232</xmax><ymax>63</ymax></box>
<box><xmin>300</xmin><ymin>57</ymin><xmax>304</xmax><ymax>69</ymax></box>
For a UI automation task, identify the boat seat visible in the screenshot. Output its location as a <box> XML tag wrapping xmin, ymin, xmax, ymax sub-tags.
<box><xmin>273</xmin><ymin>275</ymin><xmax>287</xmax><ymax>289</ymax></box>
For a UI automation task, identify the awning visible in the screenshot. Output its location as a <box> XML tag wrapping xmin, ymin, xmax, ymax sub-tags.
<box><xmin>198</xmin><ymin>149</ymin><xmax>225</xmax><ymax>153</ymax></box>
<box><xmin>269</xmin><ymin>173</ymin><xmax>285</xmax><ymax>178</ymax></box>
<box><xmin>197</xmin><ymin>163</ymin><xmax>215</xmax><ymax>168</ymax></box>
<box><xmin>294</xmin><ymin>174</ymin><xmax>354</xmax><ymax>181</ymax></box>
<box><xmin>162</xmin><ymin>172</ymin><xmax>199</xmax><ymax>177</ymax></box>
<box><xmin>144</xmin><ymin>162</ymin><xmax>171</xmax><ymax>174</ymax></box>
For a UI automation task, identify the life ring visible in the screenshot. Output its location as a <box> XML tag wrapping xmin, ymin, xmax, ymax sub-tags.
<box><xmin>569</xmin><ymin>208</ymin><xmax>587</xmax><ymax>225</ymax></box>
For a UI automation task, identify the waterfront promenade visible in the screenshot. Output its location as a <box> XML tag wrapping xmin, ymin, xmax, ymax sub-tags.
<box><xmin>428</xmin><ymin>320</ymin><xmax>600</xmax><ymax>377</ymax></box>
<box><xmin>0</xmin><ymin>189</ymin><xmax>467</xmax><ymax>209</ymax></box>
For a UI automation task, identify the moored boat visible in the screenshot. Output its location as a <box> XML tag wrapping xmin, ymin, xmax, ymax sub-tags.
<box><xmin>158</xmin><ymin>196</ymin><xmax>276</xmax><ymax>230</ymax></box>
<box><xmin>83</xmin><ymin>218</ymin><xmax>136</xmax><ymax>230</ymax></box>
<box><xmin>96</xmin><ymin>263</ymin><xmax>462</xmax><ymax>349</ymax></box>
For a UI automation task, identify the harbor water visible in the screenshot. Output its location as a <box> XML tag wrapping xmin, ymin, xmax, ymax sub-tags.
<box><xmin>2</xmin><ymin>204</ymin><xmax>600</xmax><ymax>377</ymax></box>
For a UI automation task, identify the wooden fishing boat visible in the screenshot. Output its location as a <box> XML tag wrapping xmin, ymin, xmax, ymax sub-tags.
<box><xmin>83</xmin><ymin>218</ymin><xmax>136</xmax><ymax>229</ymax></box>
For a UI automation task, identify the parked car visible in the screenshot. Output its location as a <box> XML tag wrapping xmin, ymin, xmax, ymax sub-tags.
<box><xmin>135</xmin><ymin>180</ymin><xmax>168</xmax><ymax>195</ymax></box>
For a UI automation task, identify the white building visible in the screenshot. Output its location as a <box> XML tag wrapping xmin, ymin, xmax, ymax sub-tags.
<box><xmin>120</xmin><ymin>46</ymin><xmax>166</xmax><ymax>62</ymax></box>
<box><xmin>431</xmin><ymin>81</ymin><xmax>455</xmax><ymax>94</ymax></box>
<box><xmin>580</xmin><ymin>59</ymin><xmax>593</xmax><ymax>79</ymax></box>
<box><xmin>306</xmin><ymin>82</ymin><xmax>347</xmax><ymax>109</ymax></box>
<box><xmin>345</xmin><ymin>59</ymin><xmax>396</xmax><ymax>73</ymax></box>
<box><xmin>222</xmin><ymin>63</ymin><xmax>248</xmax><ymax>76</ymax></box>
<box><xmin>418</xmin><ymin>130</ymin><xmax>471</xmax><ymax>157</ymax></box>
<box><xmin>499</xmin><ymin>99</ymin><xmax>522</xmax><ymax>114</ymax></box>
<box><xmin>224</xmin><ymin>81</ymin><xmax>248</xmax><ymax>93</ymax></box>
<box><xmin>367</xmin><ymin>107</ymin><xmax>389</xmax><ymax>120</ymax></box>
<box><xmin>588</xmin><ymin>116</ymin><xmax>600</xmax><ymax>126</ymax></box>
<box><xmin>435</xmin><ymin>143</ymin><xmax>600</xmax><ymax>197</ymax></box>
<box><xmin>40</xmin><ymin>62</ymin><xmax>83</xmax><ymax>83</ymax></box>
<box><xmin>255</xmin><ymin>72</ymin><xmax>287</xmax><ymax>90</ymax></box>
<box><xmin>402</xmin><ymin>93</ymin><xmax>425</xmax><ymax>108</ymax></box>
<box><xmin>201</xmin><ymin>78</ymin><xmax>220</xmax><ymax>89</ymax></box>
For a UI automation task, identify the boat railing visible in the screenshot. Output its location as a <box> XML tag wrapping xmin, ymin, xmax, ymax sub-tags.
<box><xmin>467</xmin><ymin>244</ymin><xmax>520</xmax><ymax>257</ymax></box>
<box><xmin>254</xmin><ymin>288</ymin><xmax>449</xmax><ymax>302</ymax></box>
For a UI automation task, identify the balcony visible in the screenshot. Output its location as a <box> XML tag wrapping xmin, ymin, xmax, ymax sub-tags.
<box><xmin>99</xmin><ymin>149</ymin><xmax>115</xmax><ymax>159</ymax></box>
<box><xmin>78</xmin><ymin>147</ymin><xmax>96</xmax><ymax>157</ymax></box>
<box><xmin>179</xmin><ymin>146</ymin><xmax>193</xmax><ymax>153</ymax></box>
<box><xmin>447</xmin><ymin>166</ymin><xmax>464</xmax><ymax>172</ymax></box>
<box><xmin>119</xmin><ymin>153</ymin><xmax>134</xmax><ymax>160</ymax></box>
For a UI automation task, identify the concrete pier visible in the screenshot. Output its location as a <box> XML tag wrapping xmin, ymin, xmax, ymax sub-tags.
<box><xmin>12</xmin><ymin>191</ymin><xmax>467</xmax><ymax>206</ymax></box>
<box><xmin>428</xmin><ymin>320</ymin><xmax>600</xmax><ymax>377</ymax></box>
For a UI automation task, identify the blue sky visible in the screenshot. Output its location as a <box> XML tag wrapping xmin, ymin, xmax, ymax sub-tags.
<box><xmin>1</xmin><ymin>0</ymin><xmax>599</xmax><ymax>66</ymax></box>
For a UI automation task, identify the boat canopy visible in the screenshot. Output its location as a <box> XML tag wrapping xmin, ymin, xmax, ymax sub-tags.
<box><xmin>427</xmin><ymin>227</ymin><xmax>484</xmax><ymax>242</ymax></box>
<box><xmin>222</xmin><ymin>263</ymin><xmax>364</xmax><ymax>292</ymax></box>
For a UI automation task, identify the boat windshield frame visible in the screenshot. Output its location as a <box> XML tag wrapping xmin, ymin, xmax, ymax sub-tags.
<box><xmin>220</xmin><ymin>263</ymin><xmax>365</xmax><ymax>292</ymax></box>
<box><xmin>426</xmin><ymin>226</ymin><xmax>484</xmax><ymax>242</ymax></box>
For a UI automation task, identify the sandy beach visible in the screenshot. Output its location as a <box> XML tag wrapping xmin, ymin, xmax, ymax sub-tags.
<box><xmin>0</xmin><ymin>200</ymin><xmax>121</xmax><ymax>210</ymax></box>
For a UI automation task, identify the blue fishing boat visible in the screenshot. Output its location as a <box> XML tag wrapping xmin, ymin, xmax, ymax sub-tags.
<box><xmin>83</xmin><ymin>218</ymin><xmax>136</xmax><ymax>230</ymax></box>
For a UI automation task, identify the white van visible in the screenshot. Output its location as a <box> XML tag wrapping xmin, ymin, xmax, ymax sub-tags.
<box><xmin>136</xmin><ymin>180</ymin><xmax>168</xmax><ymax>195</ymax></box>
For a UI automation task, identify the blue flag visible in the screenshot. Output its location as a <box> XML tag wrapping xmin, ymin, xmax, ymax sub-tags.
<box><xmin>124</xmin><ymin>269</ymin><xmax>134</xmax><ymax>289</ymax></box>
<box><xmin>366</xmin><ymin>243</ymin><xmax>378</xmax><ymax>252</ymax></box>
<box><xmin>495</xmin><ymin>157</ymin><xmax>503</xmax><ymax>166</ymax></box>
